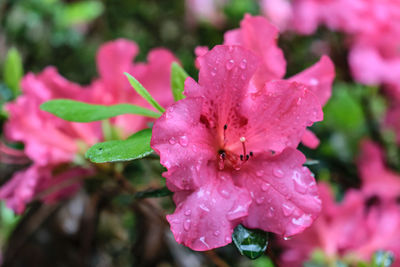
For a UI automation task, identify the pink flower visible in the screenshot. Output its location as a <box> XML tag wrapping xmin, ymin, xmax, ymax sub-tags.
<box><xmin>151</xmin><ymin>45</ymin><xmax>323</xmax><ymax>251</ymax></box>
<box><xmin>279</xmin><ymin>183</ymin><xmax>367</xmax><ymax>266</ymax></box>
<box><xmin>260</xmin><ymin>0</ymin><xmax>293</xmax><ymax>31</ymax></box>
<box><xmin>2</xmin><ymin>39</ymin><xmax>177</xmax><ymax>213</ymax></box>
<box><xmin>224</xmin><ymin>15</ymin><xmax>335</xmax><ymax>148</ymax></box>
<box><xmin>5</xmin><ymin>67</ymin><xmax>101</xmax><ymax>166</ymax></box>
<box><xmin>185</xmin><ymin>0</ymin><xmax>227</xmax><ymax>27</ymax></box>
<box><xmin>0</xmin><ymin>165</ymin><xmax>90</xmax><ymax>214</ymax></box>
<box><xmin>280</xmin><ymin>141</ymin><xmax>400</xmax><ymax>266</ymax></box>
<box><xmin>91</xmin><ymin>39</ymin><xmax>177</xmax><ymax>136</ymax></box>
<box><xmin>357</xmin><ymin>141</ymin><xmax>400</xmax><ymax>204</ymax></box>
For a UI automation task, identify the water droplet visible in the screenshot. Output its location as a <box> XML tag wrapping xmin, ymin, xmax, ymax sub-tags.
<box><xmin>273</xmin><ymin>168</ymin><xmax>284</xmax><ymax>178</ymax></box>
<box><xmin>283</xmin><ymin>236</ymin><xmax>291</xmax><ymax>241</ymax></box>
<box><xmin>256</xmin><ymin>170</ymin><xmax>264</xmax><ymax>177</ymax></box>
<box><xmin>292</xmin><ymin>214</ymin><xmax>312</xmax><ymax>226</ymax></box>
<box><xmin>192</xmin><ymin>145</ymin><xmax>198</xmax><ymax>152</ymax></box>
<box><xmin>220</xmin><ymin>189</ymin><xmax>230</xmax><ymax>199</ymax></box>
<box><xmin>211</xmin><ymin>67</ymin><xmax>217</xmax><ymax>76</ymax></box>
<box><xmin>309</xmin><ymin>78</ymin><xmax>319</xmax><ymax>86</ymax></box>
<box><xmin>256</xmin><ymin>197</ymin><xmax>265</xmax><ymax>204</ymax></box>
<box><xmin>179</xmin><ymin>136</ymin><xmax>189</xmax><ymax>147</ymax></box>
<box><xmin>261</xmin><ymin>183</ymin><xmax>270</xmax><ymax>192</ymax></box>
<box><xmin>199</xmin><ymin>204</ymin><xmax>210</xmax><ymax>212</ymax></box>
<box><xmin>240</xmin><ymin>59</ymin><xmax>247</xmax><ymax>69</ymax></box>
<box><xmin>240</xmin><ymin>74</ymin><xmax>246</xmax><ymax>80</ymax></box>
<box><xmin>228</xmin><ymin>46</ymin><xmax>234</xmax><ymax>52</ymax></box>
<box><xmin>213</xmin><ymin>231</ymin><xmax>220</xmax><ymax>237</ymax></box>
<box><xmin>267</xmin><ymin>206</ymin><xmax>275</xmax><ymax>217</ymax></box>
<box><xmin>184</xmin><ymin>219</ymin><xmax>191</xmax><ymax>231</ymax></box>
<box><xmin>292</xmin><ymin>171</ymin><xmax>307</xmax><ymax>194</ymax></box>
<box><xmin>169</xmin><ymin>137</ymin><xmax>176</xmax><ymax>145</ymax></box>
<box><xmin>225</xmin><ymin>236</ymin><xmax>232</xmax><ymax>243</ymax></box>
<box><xmin>184</xmin><ymin>210</ymin><xmax>192</xmax><ymax>216</ymax></box>
<box><xmin>282</xmin><ymin>203</ymin><xmax>295</xmax><ymax>216</ymax></box>
<box><xmin>227</xmin><ymin>205</ymin><xmax>247</xmax><ymax>220</ymax></box>
<box><xmin>226</xmin><ymin>59</ymin><xmax>235</xmax><ymax>70</ymax></box>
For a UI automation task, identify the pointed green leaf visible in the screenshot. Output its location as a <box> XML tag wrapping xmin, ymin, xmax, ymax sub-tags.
<box><xmin>59</xmin><ymin>1</ymin><xmax>104</xmax><ymax>26</ymax></box>
<box><xmin>4</xmin><ymin>48</ymin><xmax>23</xmax><ymax>97</ymax></box>
<box><xmin>171</xmin><ymin>62</ymin><xmax>188</xmax><ymax>101</ymax></box>
<box><xmin>40</xmin><ymin>99</ymin><xmax>161</xmax><ymax>122</ymax></box>
<box><xmin>124</xmin><ymin>72</ymin><xmax>165</xmax><ymax>113</ymax></box>
<box><xmin>232</xmin><ymin>224</ymin><xmax>269</xmax><ymax>260</ymax></box>
<box><xmin>85</xmin><ymin>128</ymin><xmax>153</xmax><ymax>163</ymax></box>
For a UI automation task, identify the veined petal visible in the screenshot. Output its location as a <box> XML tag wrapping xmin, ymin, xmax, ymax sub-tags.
<box><xmin>151</xmin><ymin>98</ymin><xmax>215</xmax><ymax>190</ymax></box>
<box><xmin>244</xmin><ymin>80</ymin><xmax>323</xmax><ymax>154</ymax></box>
<box><xmin>236</xmin><ymin>148</ymin><xmax>321</xmax><ymax>237</ymax></box>
<box><xmin>167</xmin><ymin>172</ymin><xmax>252</xmax><ymax>251</ymax></box>
<box><xmin>224</xmin><ymin>15</ymin><xmax>286</xmax><ymax>85</ymax></box>
<box><xmin>289</xmin><ymin>55</ymin><xmax>335</xmax><ymax>106</ymax></box>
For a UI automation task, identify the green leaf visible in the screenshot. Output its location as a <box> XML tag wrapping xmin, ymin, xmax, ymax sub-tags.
<box><xmin>124</xmin><ymin>72</ymin><xmax>165</xmax><ymax>113</ymax></box>
<box><xmin>85</xmin><ymin>128</ymin><xmax>153</xmax><ymax>163</ymax></box>
<box><xmin>40</xmin><ymin>99</ymin><xmax>161</xmax><ymax>122</ymax></box>
<box><xmin>171</xmin><ymin>62</ymin><xmax>188</xmax><ymax>101</ymax></box>
<box><xmin>4</xmin><ymin>48</ymin><xmax>23</xmax><ymax>97</ymax></box>
<box><xmin>134</xmin><ymin>187</ymin><xmax>173</xmax><ymax>199</ymax></box>
<box><xmin>59</xmin><ymin>1</ymin><xmax>104</xmax><ymax>26</ymax></box>
<box><xmin>372</xmin><ymin>251</ymin><xmax>394</xmax><ymax>267</ymax></box>
<box><xmin>232</xmin><ymin>224</ymin><xmax>269</xmax><ymax>260</ymax></box>
<box><xmin>252</xmin><ymin>256</ymin><xmax>275</xmax><ymax>267</ymax></box>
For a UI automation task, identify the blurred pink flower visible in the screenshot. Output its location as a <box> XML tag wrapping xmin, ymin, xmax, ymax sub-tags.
<box><xmin>260</xmin><ymin>0</ymin><xmax>293</xmax><ymax>31</ymax></box>
<box><xmin>224</xmin><ymin>15</ymin><xmax>335</xmax><ymax>148</ymax></box>
<box><xmin>151</xmin><ymin>45</ymin><xmax>323</xmax><ymax>251</ymax></box>
<box><xmin>185</xmin><ymin>0</ymin><xmax>228</xmax><ymax>27</ymax></box>
<box><xmin>1</xmin><ymin>39</ymin><xmax>177</xmax><ymax>213</ymax></box>
<box><xmin>280</xmin><ymin>141</ymin><xmax>400</xmax><ymax>266</ymax></box>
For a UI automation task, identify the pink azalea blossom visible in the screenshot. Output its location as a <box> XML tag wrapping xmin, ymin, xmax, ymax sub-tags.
<box><xmin>260</xmin><ymin>0</ymin><xmax>293</xmax><ymax>31</ymax></box>
<box><xmin>280</xmin><ymin>141</ymin><xmax>400</xmax><ymax>266</ymax></box>
<box><xmin>279</xmin><ymin>183</ymin><xmax>367</xmax><ymax>266</ymax></box>
<box><xmin>91</xmin><ymin>39</ymin><xmax>177</xmax><ymax>136</ymax></box>
<box><xmin>223</xmin><ymin>15</ymin><xmax>335</xmax><ymax>148</ymax></box>
<box><xmin>151</xmin><ymin>45</ymin><xmax>323</xmax><ymax>251</ymax></box>
<box><xmin>2</xmin><ymin>39</ymin><xmax>177</xmax><ymax>213</ymax></box>
<box><xmin>185</xmin><ymin>0</ymin><xmax>228</xmax><ymax>27</ymax></box>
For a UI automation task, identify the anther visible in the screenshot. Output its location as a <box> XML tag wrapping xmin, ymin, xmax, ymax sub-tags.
<box><xmin>246</xmin><ymin>154</ymin><xmax>249</xmax><ymax>160</ymax></box>
<box><xmin>224</xmin><ymin>124</ymin><xmax>227</xmax><ymax>130</ymax></box>
<box><xmin>240</xmin><ymin>155</ymin><xmax>244</xmax><ymax>161</ymax></box>
<box><xmin>249</xmin><ymin>151</ymin><xmax>253</xmax><ymax>157</ymax></box>
<box><xmin>240</xmin><ymin>136</ymin><xmax>247</xmax><ymax>160</ymax></box>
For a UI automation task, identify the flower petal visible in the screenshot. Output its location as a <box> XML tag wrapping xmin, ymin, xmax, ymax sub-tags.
<box><xmin>289</xmin><ymin>55</ymin><xmax>335</xmax><ymax>106</ymax></box>
<box><xmin>236</xmin><ymin>148</ymin><xmax>321</xmax><ymax>237</ymax></box>
<box><xmin>151</xmin><ymin>98</ymin><xmax>215</xmax><ymax>190</ymax></box>
<box><xmin>224</xmin><ymin>15</ymin><xmax>286</xmax><ymax>86</ymax></box>
<box><xmin>245</xmin><ymin>80</ymin><xmax>323</xmax><ymax>154</ymax></box>
<box><xmin>167</xmin><ymin>172</ymin><xmax>251</xmax><ymax>251</ymax></box>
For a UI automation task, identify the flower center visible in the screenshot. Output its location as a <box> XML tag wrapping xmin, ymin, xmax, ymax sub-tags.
<box><xmin>218</xmin><ymin>124</ymin><xmax>253</xmax><ymax>170</ymax></box>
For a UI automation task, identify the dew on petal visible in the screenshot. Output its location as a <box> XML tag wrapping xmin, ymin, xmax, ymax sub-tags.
<box><xmin>169</xmin><ymin>137</ymin><xmax>176</xmax><ymax>145</ymax></box>
<box><xmin>255</xmin><ymin>196</ymin><xmax>265</xmax><ymax>205</ymax></box>
<box><xmin>292</xmin><ymin>214</ymin><xmax>312</xmax><ymax>226</ymax></box>
<box><xmin>225</xmin><ymin>236</ymin><xmax>232</xmax><ymax>243</ymax></box>
<box><xmin>211</xmin><ymin>67</ymin><xmax>217</xmax><ymax>76</ymax></box>
<box><xmin>226</xmin><ymin>205</ymin><xmax>247</xmax><ymax>220</ymax></box>
<box><xmin>309</xmin><ymin>78</ymin><xmax>319</xmax><ymax>86</ymax></box>
<box><xmin>261</xmin><ymin>183</ymin><xmax>270</xmax><ymax>192</ymax></box>
<box><xmin>226</xmin><ymin>59</ymin><xmax>235</xmax><ymax>70</ymax></box>
<box><xmin>240</xmin><ymin>59</ymin><xmax>247</xmax><ymax>69</ymax></box>
<box><xmin>184</xmin><ymin>209</ymin><xmax>192</xmax><ymax>216</ymax></box>
<box><xmin>273</xmin><ymin>168</ymin><xmax>284</xmax><ymax>178</ymax></box>
<box><xmin>213</xmin><ymin>231</ymin><xmax>220</xmax><ymax>237</ymax></box>
<box><xmin>256</xmin><ymin>170</ymin><xmax>264</xmax><ymax>177</ymax></box>
<box><xmin>292</xmin><ymin>171</ymin><xmax>308</xmax><ymax>194</ymax></box>
<box><xmin>282</xmin><ymin>203</ymin><xmax>295</xmax><ymax>216</ymax></box>
<box><xmin>179</xmin><ymin>135</ymin><xmax>189</xmax><ymax>147</ymax></box>
<box><xmin>184</xmin><ymin>219</ymin><xmax>191</xmax><ymax>231</ymax></box>
<box><xmin>199</xmin><ymin>203</ymin><xmax>210</xmax><ymax>212</ymax></box>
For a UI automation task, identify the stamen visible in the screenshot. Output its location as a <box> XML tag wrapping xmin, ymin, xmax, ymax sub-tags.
<box><xmin>249</xmin><ymin>151</ymin><xmax>253</xmax><ymax>157</ymax></box>
<box><xmin>218</xmin><ymin>149</ymin><xmax>226</xmax><ymax>170</ymax></box>
<box><xmin>246</xmin><ymin>154</ymin><xmax>249</xmax><ymax>160</ymax></box>
<box><xmin>240</xmin><ymin>137</ymin><xmax>247</xmax><ymax>161</ymax></box>
<box><xmin>223</xmin><ymin>124</ymin><xmax>228</xmax><ymax>144</ymax></box>
<box><xmin>240</xmin><ymin>155</ymin><xmax>244</xmax><ymax>161</ymax></box>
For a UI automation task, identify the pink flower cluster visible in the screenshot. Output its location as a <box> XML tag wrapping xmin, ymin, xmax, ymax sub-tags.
<box><xmin>280</xmin><ymin>141</ymin><xmax>400</xmax><ymax>266</ymax></box>
<box><xmin>0</xmin><ymin>39</ymin><xmax>177</xmax><ymax>214</ymax></box>
<box><xmin>151</xmin><ymin>15</ymin><xmax>334</xmax><ymax>250</ymax></box>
